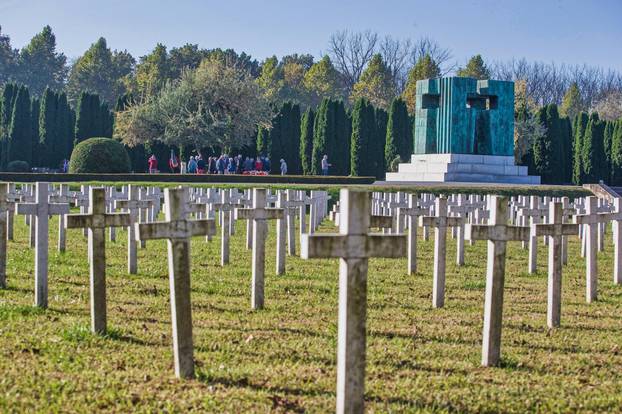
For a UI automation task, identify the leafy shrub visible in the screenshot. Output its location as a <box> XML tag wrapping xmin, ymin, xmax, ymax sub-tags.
<box><xmin>6</xmin><ymin>160</ymin><xmax>30</xmax><ymax>172</ymax></box>
<box><xmin>69</xmin><ymin>138</ymin><xmax>131</xmax><ymax>174</ymax></box>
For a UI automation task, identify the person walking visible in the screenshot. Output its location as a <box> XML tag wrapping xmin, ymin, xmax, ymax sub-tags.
<box><xmin>279</xmin><ymin>158</ymin><xmax>287</xmax><ymax>175</ymax></box>
<box><xmin>169</xmin><ymin>150</ymin><xmax>180</xmax><ymax>173</ymax></box>
<box><xmin>148</xmin><ymin>154</ymin><xmax>158</xmax><ymax>174</ymax></box>
<box><xmin>321</xmin><ymin>155</ymin><xmax>331</xmax><ymax>176</ymax></box>
<box><xmin>187</xmin><ymin>156</ymin><xmax>198</xmax><ymax>174</ymax></box>
<box><xmin>197</xmin><ymin>155</ymin><xmax>206</xmax><ymax>174</ymax></box>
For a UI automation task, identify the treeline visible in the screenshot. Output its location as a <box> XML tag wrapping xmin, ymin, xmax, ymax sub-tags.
<box><xmin>0</xmin><ymin>83</ymin><xmax>113</xmax><ymax>170</ymax></box>
<box><xmin>251</xmin><ymin>96</ymin><xmax>410</xmax><ymax>179</ymax></box>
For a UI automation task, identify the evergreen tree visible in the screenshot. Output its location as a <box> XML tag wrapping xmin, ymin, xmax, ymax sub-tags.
<box><xmin>7</xmin><ymin>85</ymin><xmax>32</xmax><ymax>166</ymax></box>
<box><xmin>385</xmin><ymin>97</ymin><xmax>410</xmax><ymax>169</ymax></box>
<box><xmin>350</xmin><ymin>98</ymin><xmax>375</xmax><ymax>176</ymax></box>
<box><xmin>30</xmin><ymin>97</ymin><xmax>40</xmax><ymax>166</ymax></box>
<box><xmin>256</xmin><ymin>125</ymin><xmax>270</xmax><ymax>156</ymax></box>
<box><xmin>532</xmin><ymin>106</ymin><xmax>553</xmax><ymax>182</ymax></box>
<box><xmin>300</xmin><ymin>108</ymin><xmax>314</xmax><ymax>175</ymax></box>
<box><xmin>582</xmin><ymin>113</ymin><xmax>604</xmax><ymax>183</ymax></box>
<box><xmin>17</xmin><ymin>26</ymin><xmax>67</xmax><ymax>96</ymax></box>
<box><xmin>74</xmin><ymin>91</ymin><xmax>91</xmax><ymax>145</ymax></box>
<box><xmin>268</xmin><ymin>102</ymin><xmax>287</xmax><ymax>174</ymax></box>
<box><xmin>560</xmin><ymin>116</ymin><xmax>573</xmax><ymax>183</ymax></box>
<box><xmin>0</xmin><ymin>83</ymin><xmax>17</xmax><ymax>165</ymax></box>
<box><xmin>38</xmin><ymin>87</ymin><xmax>57</xmax><ymax>167</ymax></box>
<box><xmin>560</xmin><ymin>82</ymin><xmax>584</xmax><ymax>120</ymax></box>
<box><xmin>402</xmin><ymin>54</ymin><xmax>440</xmax><ymax>113</ymax></box>
<box><xmin>604</xmin><ymin>120</ymin><xmax>615</xmax><ymax>182</ymax></box>
<box><xmin>57</xmin><ymin>92</ymin><xmax>74</xmax><ymax>160</ymax></box>
<box><xmin>350</xmin><ymin>54</ymin><xmax>395</xmax><ymax>109</ymax></box>
<box><xmin>374</xmin><ymin>107</ymin><xmax>388</xmax><ymax>179</ymax></box>
<box><xmin>572</xmin><ymin>112</ymin><xmax>589</xmax><ymax>185</ymax></box>
<box><xmin>545</xmin><ymin>104</ymin><xmax>563</xmax><ymax>184</ymax></box>
<box><xmin>457</xmin><ymin>55</ymin><xmax>490</xmax><ymax>79</ymax></box>
<box><xmin>288</xmin><ymin>103</ymin><xmax>301</xmax><ymax>174</ymax></box>
<box><xmin>311</xmin><ymin>98</ymin><xmax>329</xmax><ymax>175</ymax></box>
<box><xmin>332</xmin><ymin>100</ymin><xmax>350</xmax><ymax>176</ymax></box>
<box><xmin>612</xmin><ymin>120</ymin><xmax>622</xmax><ymax>184</ymax></box>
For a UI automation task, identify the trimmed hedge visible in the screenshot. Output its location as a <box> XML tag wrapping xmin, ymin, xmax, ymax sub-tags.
<box><xmin>6</xmin><ymin>160</ymin><xmax>30</xmax><ymax>172</ymax></box>
<box><xmin>69</xmin><ymin>138</ymin><xmax>131</xmax><ymax>174</ymax></box>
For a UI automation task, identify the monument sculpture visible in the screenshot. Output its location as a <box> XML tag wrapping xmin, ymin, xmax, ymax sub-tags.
<box><xmin>386</xmin><ymin>76</ymin><xmax>540</xmax><ymax>184</ymax></box>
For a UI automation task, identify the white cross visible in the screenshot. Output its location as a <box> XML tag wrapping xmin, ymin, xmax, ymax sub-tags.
<box><xmin>301</xmin><ymin>189</ymin><xmax>406</xmax><ymax>414</ymax></box>
<box><xmin>136</xmin><ymin>187</ymin><xmax>216</xmax><ymax>379</ymax></box>
<box><xmin>115</xmin><ymin>185</ymin><xmax>152</xmax><ymax>274</ymax></box>
<box><xmin>397</xmin><ymin>194</ymin><xmax>426</xmax><ymax>275</ymax></box>
<box><xmin>421</xmin><ymin>197</ymin><xmax>465</xmax><ymax>308</ymax></box>
<box><xmin>535</xmin><ymin>202</ymin><xmax>579</xmax><ymax>328</ymax></box>
<box><xmin>235</xmin><ymin>188</ymin><xmax>284</xmax><ymax>309</ymax></box>
<box><xmin>17</xmin><ymin>182</ymin><xmax>69</xmax><ymax>308</ymax></box>
<box><xmin>66</xmin><ymin>187</ymin><xmax>131</xmax><ymax>333</ymax></box>
<box><xmin>465</xmin><ymin>195</ymin><xmax>529</xmax><ymax>367</ymax></box>
<box><xmin>0</xmin><ymin>183</ymin><xmax>10</xmax><ymax>288</ymax></box>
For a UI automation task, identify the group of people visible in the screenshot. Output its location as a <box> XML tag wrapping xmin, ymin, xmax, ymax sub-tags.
<box><xmin>146</xmin><ymin>152</ymin><xmax>295</xmax><ymax>175</ymax></box>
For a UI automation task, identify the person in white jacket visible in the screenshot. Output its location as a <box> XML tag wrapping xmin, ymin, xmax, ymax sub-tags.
<box><xmin>280</xmin><ymin>158</ymin><xmax>288</xmax><ymax>175</ymax></box>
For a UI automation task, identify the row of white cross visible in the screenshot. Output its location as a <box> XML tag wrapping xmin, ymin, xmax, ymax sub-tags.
<box><xmin>2</xmin><ymin>182</ymin><xmax>621</xmax><ymax>414</ymax></box>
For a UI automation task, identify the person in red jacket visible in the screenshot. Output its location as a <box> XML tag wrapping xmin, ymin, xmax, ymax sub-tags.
<box><xmin>254</xmin><ymin>156</ymin><xmax>263</xmax><ymax>172</ymax></box>
<box><xmin>148</xmin><ymin>154</ymin><xmax>158</xmax><ymax>173</ymax></box>
<box><xmin>168</xmin><ymin>150</ymin><xmax>180</xmax><ymax>173</ymax></box>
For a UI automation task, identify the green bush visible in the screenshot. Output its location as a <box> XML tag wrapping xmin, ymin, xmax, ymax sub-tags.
<box><xmin>6</xmin><ymin>160</ymin><xmax>30</xmax><ymax>172</ymax></box>
<box><xmin>69</xmin><ymin>138</ymin><xmax>131</xmax><ymax>174</ymax></box>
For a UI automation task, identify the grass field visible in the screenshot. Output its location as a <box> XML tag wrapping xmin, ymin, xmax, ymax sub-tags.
<box><xmin>1</xmin><ymin>210</ymin><xmax>621</xmax><ymax>412</ymax></box>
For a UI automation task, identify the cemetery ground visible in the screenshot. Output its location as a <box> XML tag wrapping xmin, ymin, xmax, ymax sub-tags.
<box><xmin>1</xmin><ymin>207</ymin><xmax>622</xmax><ymax>412</ymax></box>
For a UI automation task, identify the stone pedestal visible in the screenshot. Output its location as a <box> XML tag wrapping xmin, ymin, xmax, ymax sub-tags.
<box><xmin>386</xmin><ymin>154</ymin><xmax>541</xmax><ymax>184</ymax></box>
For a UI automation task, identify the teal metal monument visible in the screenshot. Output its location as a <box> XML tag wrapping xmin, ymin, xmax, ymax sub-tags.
<box><xmin>386</xmin><ymin>76</ymin><xmax>540</xmax><ymax>184</ymax></box>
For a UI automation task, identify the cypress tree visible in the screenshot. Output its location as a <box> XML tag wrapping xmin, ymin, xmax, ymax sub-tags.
<box><xmin>582</xmin><ymin>113</ymin><xmax>604</xmax><ymax>183</ymax></box>
<box><xmin>604</xmin><ymin>121</ymin><xmax>615</xmax><ymax>183</ymax></box>
<box><xmin>58</xmin><ymin>93</ymin><xmax>74</xmax><ymax>160</ymax></box>
<box><xmin>39</xmin><ymin>88</ymin><xmax>57</xmax><ymax>168</ymax></box>
<box><xmin>288</xmin><ymin>103</ymin><xmax>301</xmax><ymax>174</ymax></box>
<box><xmin>74</xmin><ymin>91</ymin><xmax>91</xmax><ymax>145</ymax></box>
<box><xmin>385</xmin><ymin>97</ymin><xmax>410</xmax><ymax>170</ymax></box>
<box><xmin>311</xmin><ymin>98</ymin><xmax>329</xmax><ymax>175</ymax></box>
<box><xmin>300</xmin><ymin>108</ymin><xmax>314</xmax><ymax>175</ymax></box>
<box><xmin>8</xmin><ymin>85</ymin><xmax>32</xmax><ymax>166</ymax></box>
<box><xmin>256</xmin><ymin>125</ymin><xmax>270</xmax><ymax>156</ymax></box>
<box><xmin>350</xmin><ymin>98</ymin><xmax>375</xmax><ymax>176</ymax></box>
<box><xmin>572</xmin><ymin>112</ymin><xmax>589</xmax><ymax>185</ymax></box>
<box><xmin>374</xmin><ymin>107</ymin><xmax>388</xmax><ymax>179</ymax></box>
<box><xmin>30</xmin><ymin>97</ymin><xmax>40</xmax><ymax>167</ymax></box>
<box><xmin>0</xmin><ymin>84</ymin><xmax>17</xmax><ymax>168</ymax></box>
<box><xmin>532</xmin><ymin>106</ymin><xmax>552</xmax><ymax>183</ymax></box>
<box><xmin>268</xmin><ymin>102</ymin><xmax>286</xmax><ymax>174</ymax></box>
<box><xmin>560</xmin><ymin>116</ymin><xmax>573</xmax><ymax>184</ymax></box>
<box><xmin>545</xmin><ymin>104</ymin><xmax>563</xmax><ymax>184</ymax></box>
<box><xmin>611</xmin><ymin>120</ymin><xmax>622</xmax><ymax>185</ymax></box>
<box><xmin>332</xmin><ymin>100</ymin><xmax>350</xmax><ymax>176</ymax></box>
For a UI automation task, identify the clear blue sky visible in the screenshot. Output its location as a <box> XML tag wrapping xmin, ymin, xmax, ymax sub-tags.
<box><xmin>1</xmin><ymin>0</ymin><xmax>621</xmax><ymax>70</ymax></box>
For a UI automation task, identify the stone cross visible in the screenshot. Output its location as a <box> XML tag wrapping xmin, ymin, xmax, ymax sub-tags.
<box><xmin>136</xmin><ymin>187</ymin><xmax>216</xmax><ymax>379</ymax></box>
<box><xmin>74</xmin><ymin>185</ymin><xmax>90</xmax><ymax>237</ymax></box>
<box><xmin>301</xmin><ymin>189</ymin><xmax>406</xmax><ymax>414</ymax></box>
<box><xmin>213</xmin><ymin>190</ymin><xmax>234</xmax><ymax>266</ymax></box>
<box><xmin>115</xmin><ymin>185</ymin><xmax>152</xmax><ymax>274</ymax></box>
<box><xmin>235</xmin><ymin>188</ymin><xmax>284</xmax><ymax>309</ymax></box>
<box><xmin>397</xmin><ymin>194</ymin><xmax>426</xmax><ymax>275</ymax></box>
<box><xmin>50</xmin><ymin>184</ymin><xmax>73</xmax><ymax>253</ymax></box>
<box><xmin>535</xmin><ymin>202</ymin><xmax>579</xmax><ymax>328</ymax></box>
<box><xmin>448</xmin><ymin>194</ymin><xmax>470</xmax><ymax>266</ymax></box>
<box><xmin>66</xmin><ymin>187</ymin><xmax>131</xmax><ymax>333</ymax></box>
<box><xmin>285</xmin><ymin>189</ymin><xmax>305</xmax><ymax>256</ymax></box>
<box><xmin>574</xmin><ymin>196</ymin><xmax>610</xmax><ymax>303</ymax></box>
<box><xmin>0</xmin><ymin>184</ymin><xmax>10</xmax><ymax>288</ymax></box>
<box><xmin>611</xmin><ymin>198</ymin><xmax>622</xmax><ymax>285</ymax></box>
<box><xmin>275</xmin><ymin>191</ymin><xmax>287</xmax><ymax>275</ymax></box>
<box><xmin>421</xmin><ymin>197</ymin><xmax>464</xmax><ymax>308</ymax></box>
<box><xmin>465</xmin><ymin>196</ymin><xmax>529</xmax><ymax>367</ymax></box>
<box><xmin>17</xmin><ymin>182</ymin><xmax>70</xmax><ymax>308</ymax></box>
<box><xmin>518</xmin><ymin>196</ymin><xmax>547</xmax><ymax>274</ymax></box>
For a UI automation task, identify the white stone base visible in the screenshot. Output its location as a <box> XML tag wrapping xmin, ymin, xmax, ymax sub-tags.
<box><xmin>385</xmin><ymin>154</ymin><xmax>541</xmax><ymax>184</ymax></box>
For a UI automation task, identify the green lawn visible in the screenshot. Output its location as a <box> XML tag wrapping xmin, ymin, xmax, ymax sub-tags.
<box><xmin>1</xmin><ymin>212</ymin><xmax>621</xmax><ymax>412</ymax></box>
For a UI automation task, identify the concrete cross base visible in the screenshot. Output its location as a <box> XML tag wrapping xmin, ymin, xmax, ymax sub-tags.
<box><xmin>385</xmin><ymin>153</ymin><xmax>541</xmax><ymax>184</ymax></box>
